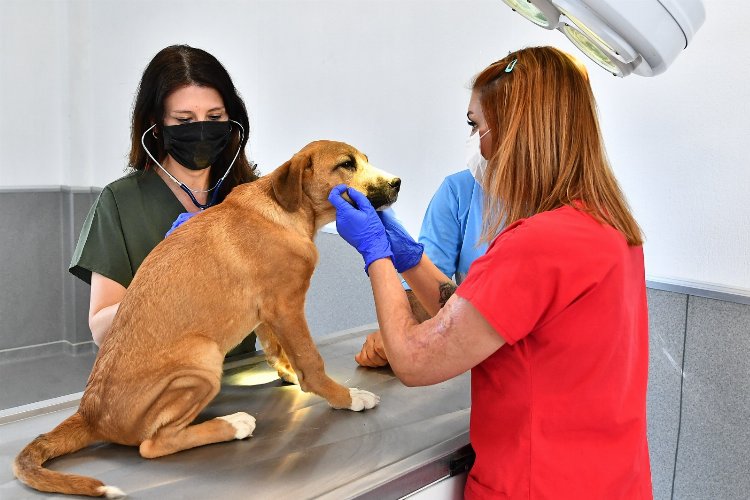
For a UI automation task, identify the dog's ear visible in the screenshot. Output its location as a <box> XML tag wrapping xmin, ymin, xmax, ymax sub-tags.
<box><xmin>270</xmin><ymin>153</ymin><xmax>311</xmax><ymax>212</ymax></box>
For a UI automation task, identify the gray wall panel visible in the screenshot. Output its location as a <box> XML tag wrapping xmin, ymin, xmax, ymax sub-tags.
<box><xmin>0</xmin><ymin>192</ymin><xmax>64</xmax><ymax>350</ymax></box>
<box><xmin>306</xmin><ymin>232</ymin><xmax>377</xmax><ymax>338</ymax></box>
<box><xmin>673</xmin><ymin>297</ymin><xmax>750</xmax><ymax>499</ymax></box>
<box><xmin>1</xmin><ymin>191</ymin><xmax>373</xmax><ymax>354</ymax></box>
<box><xmin>646</xmin><ymin>289</ymin><xmax>687</xmax><ymax>500</ymax></box>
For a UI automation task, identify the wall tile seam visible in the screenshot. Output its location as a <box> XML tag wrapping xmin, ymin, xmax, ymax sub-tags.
<box><xmin>669</xmin><ymin>294</ymin><xmax>690</xmax><ymax>500</ymax></box>
<box><xmin>61</xmin><ymin>190</ymin><xmax>73</xmax><ymax>343</ymax></box>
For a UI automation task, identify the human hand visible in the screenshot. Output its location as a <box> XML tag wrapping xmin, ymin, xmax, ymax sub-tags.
<box><xmin>328</xmin><ymin>185</ymin><xmax>394</xmax><ymax>273</ymax></box>
<box><xmin>165</xmin><ymin>211</ymin><xmax>199</xmax><ymax>238</ymax></box>
<box><xmin>379</xmin><ymin>210</ymin><xmax>424</xmax><ymax>273</ymax></box>
<box><xmin>355</xmin><ymin>331</ymin><xmax>389</xmax><ymax>367</ymax></box>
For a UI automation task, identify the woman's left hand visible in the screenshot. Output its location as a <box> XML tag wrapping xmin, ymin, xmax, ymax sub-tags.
<box><xmin>355</xmin><ymin>330</ymin><xmax>389</xmax><ymax>367</ymax></box>
<box><xmin>165</xmin><ymin>211</ymin><xmax>200</xmax><ymax>237</ymax></box>
<box><xmin>328</xmin><ymin>185</ymin><xmax>394</xmax><ymax>273</ymax></box>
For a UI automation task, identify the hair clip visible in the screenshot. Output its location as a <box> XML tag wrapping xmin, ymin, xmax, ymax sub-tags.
<box><xmin>505</xmin><ymin>58</ymin><xmax>518</xmax><ymax>73</ymax></box>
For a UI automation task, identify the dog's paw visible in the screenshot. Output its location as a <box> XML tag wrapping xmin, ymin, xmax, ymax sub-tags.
<box><xmin>97</xmin><ymin>485</ymin><xmax>126</xmax><ymax>498</ymax></box>
<box><xmin>278</xmin><ymin>369</ymin><xmax>299</xmax><ymax>385</ymax></box>
<box><xmin>218</xmin><ymin>412</ymin><xmax>256</xmax><ymax>439</ymax></box>
<box><xmin>348</xmin><ymin>388</ymin><xmax>380</xmax><ymax>411</ymax></box>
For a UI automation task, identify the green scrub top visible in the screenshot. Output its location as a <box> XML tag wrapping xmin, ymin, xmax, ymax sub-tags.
<box><xmin>70</xmin><ymin>167</ymin><xmax>256</xmax><ymax>356</ymax></box>
<box><xmin>70</xmin><ymin>168</ymin><xmax>184</xmax><ymax>288</ymax></box>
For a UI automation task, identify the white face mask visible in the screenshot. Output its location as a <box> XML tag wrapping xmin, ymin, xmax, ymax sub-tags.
<box><xmin>465</xmin><ymin>128</ymin><xmax>491</xmax><ymax>180</ymax></box>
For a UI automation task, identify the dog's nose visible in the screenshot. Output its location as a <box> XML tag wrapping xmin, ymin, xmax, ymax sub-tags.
<box><xmin>389</xmin><ymin>178</ymin><xmax>401</xmax><ymax>191</ymax></box>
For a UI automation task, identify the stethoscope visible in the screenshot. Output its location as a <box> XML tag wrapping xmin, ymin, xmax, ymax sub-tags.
<box><xmin>141</xmin><ymin>120</ymin><xmax>245</xmax><ymax>210</ymax></box>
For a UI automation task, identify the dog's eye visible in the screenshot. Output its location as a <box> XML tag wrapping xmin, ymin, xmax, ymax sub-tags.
<box><xmin>336</xmin><ymin>160</ymin><xmax>356</xmax><ymax>171</ymax></box>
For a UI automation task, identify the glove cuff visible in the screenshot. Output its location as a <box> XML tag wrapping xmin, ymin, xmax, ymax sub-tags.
<box><xmin>363</xmin><ymin>242</ymin><xmax>395</xmax><ymax>275</ymax></box>
<box><xmin>395</xmin><ymin>242</ymin><xmax>424</xmax><ymax>273</ymax></box>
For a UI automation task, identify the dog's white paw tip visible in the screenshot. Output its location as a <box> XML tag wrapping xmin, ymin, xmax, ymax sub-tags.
<box><xmin>98</xmin><ymin>485</ymin><xmax>126</xmax><ymax>498</ymax></box>
<box><xmin>218</xmin><ymin>412</ymin><xmax>256</xmax><ymax>439</ymax></box>
<box><xmin>348</xmin><ymin>388</ymin><xmax>380</xmax><ymax>411</ymax></box>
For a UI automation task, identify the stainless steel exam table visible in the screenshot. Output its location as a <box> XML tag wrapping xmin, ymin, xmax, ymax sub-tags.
<box><xmin>0</xmin><ymin>327</ymin><xmax>472</xmax><ymax>499</ymax></box>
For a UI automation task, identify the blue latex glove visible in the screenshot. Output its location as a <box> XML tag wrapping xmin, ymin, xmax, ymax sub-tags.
<box><xmin>328</xmin><ymin>185</ymin><xmax>394</xmax><ymax>274</ymax></box>
<box><xmin>165</xmin><ymin>211</ymin><xmax>200</xmax><ymax>238</ymax></box>
<box><xmin>378</xmin><ymin>209</ymin><xmax>424</xmax><ymax>273</ymax></box>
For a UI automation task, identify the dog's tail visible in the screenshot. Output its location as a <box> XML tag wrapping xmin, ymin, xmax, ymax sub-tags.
<box><xmin>13</xmin><ymin>411</ymin><xmax>125</xmax><ymax>498</ymax></box>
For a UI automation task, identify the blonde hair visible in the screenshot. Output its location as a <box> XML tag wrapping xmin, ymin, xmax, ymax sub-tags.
<box><xmin>474</xmin><ymin>46</ymin><xmax>643</xmax><ymax>246</ymax></box>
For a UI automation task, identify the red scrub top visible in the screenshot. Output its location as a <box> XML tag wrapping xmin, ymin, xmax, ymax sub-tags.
<box><xmin>456</xmin><ymin>205</ymin><xmax>652</xmax><ymax>500</ymax></box>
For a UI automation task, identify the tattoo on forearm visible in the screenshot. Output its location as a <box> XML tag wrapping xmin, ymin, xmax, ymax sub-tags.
<box><xmin>438</xmin><ymin>282</ymin><xmax>458</xmax><ymax>308</ymax></box>
<box><xmin>406</xmin><ymin>290</ymin><xmax>431</xmax><ymax>323</ymax></box>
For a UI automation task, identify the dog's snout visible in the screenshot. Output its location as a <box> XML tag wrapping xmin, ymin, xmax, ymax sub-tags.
<box><xmin>389</xmin><ymin>178</ymin><xmax>401</xmax><ymax>191</ymax></box>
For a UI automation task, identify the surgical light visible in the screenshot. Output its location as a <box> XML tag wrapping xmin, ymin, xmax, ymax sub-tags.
<box><xmin>499</xmin><ymin>0</ymin><xmax>706</xmax><ymax>77</ymax></box>
<box><xmin>563</xmin><ymin>23</ymin><xmax>624</xmax><ymax>76</ymax></box>
<box><xmin>503</xmin><ymin>0</ymin><xmax>557</xmax><ymax>27</ymax></box>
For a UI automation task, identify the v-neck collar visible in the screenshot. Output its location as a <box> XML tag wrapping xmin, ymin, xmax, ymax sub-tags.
<box><xmin>137</xmin><ymin>167</ymin><xmax>187</xmax><ymax>214</ymax></box>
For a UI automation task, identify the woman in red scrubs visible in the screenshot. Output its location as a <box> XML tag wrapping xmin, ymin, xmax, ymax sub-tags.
<box><xmin>329</xmin><ymin>46</ymin><xmax>652</xmax><ymax>499</ymax></box>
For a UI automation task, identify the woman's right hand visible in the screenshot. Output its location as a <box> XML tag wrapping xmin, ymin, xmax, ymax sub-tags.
<box><xmin>328</xmin><ymin>185</ymin><xmax>394</xmax><ymax>273</ymax></box>
<box><xmin>355</xmin><ymin>331</ymin><xmax>389</xmax><ymax>367</ymax></box>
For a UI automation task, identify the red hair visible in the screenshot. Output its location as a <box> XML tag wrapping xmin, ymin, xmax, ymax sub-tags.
<box><xmin>474</xmin><ymin>46</ymin><xmax>643</xmax><ymax>246</ymax></box>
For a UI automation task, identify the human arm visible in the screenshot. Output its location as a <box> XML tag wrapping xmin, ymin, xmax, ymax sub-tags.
<box><xmin>68</xmin><ymin>187</ymin><xmax>132</xmax><ymax>345</ymax></box>
<box><xmin>400</xmin><ymin>255</ymin><xmax>457</xmax><ymax>317</ymax></box>
<box><xmin>355</xmin><ymin>289</ymin><xmax>431</xmax><ymax>367</ymax></box>
<box><xmin>329</xmin><ymin>185</ymin><xmax>504</xmax><ymax>383</ymax></box>
<box><xmin>367</xmin><ymin>258</ymin><xmax>505</xmax><ymax>386</ymax></box>
<box><xmin>376</xmin><ymin>209</ymin><xmax>455</xmax><ymax>316</ymax></box>
<box><xmin>88</xmin><ymin>272</ymin><xmax>126</xmax><ymax>346</ymax></box>
<box><xmin>355</xmin><ymin>178</ymin><xmax>466</xmax><ymax>368</ymax></box>
<box><xmin>89</xmin><ymin>210</ymin><xmax>199</xmax><ymax>344</ymax></box>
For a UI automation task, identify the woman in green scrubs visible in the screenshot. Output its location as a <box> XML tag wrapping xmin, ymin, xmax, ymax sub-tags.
<box><xmin>70</xmin><ymin>45</ymin><xmax>259</xmax><ymax>352</ymax></box>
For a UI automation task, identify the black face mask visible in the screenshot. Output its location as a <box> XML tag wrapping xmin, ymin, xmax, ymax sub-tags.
<box><xmin>162</xmin><ymin>121</ymin><xmax>232</xmax><ymax>170</ymax></box>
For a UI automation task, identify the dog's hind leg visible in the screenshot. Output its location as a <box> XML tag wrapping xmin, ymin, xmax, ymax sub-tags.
<box><xmin>265</xmin><ymin>308</ymin><xmax>379</xmax><ymax>411</ymax></box>
<box><xmin>139</xmin><ymin>412</ymin><xmax>255</xmax><ymax>459</ymax></box>
<box><xmin>138</xmin><ymin>373</ymin><xmax>255</xmax><ymax>459</ymax></box>
<box><xmin>255</xmin><ymin>323</ymin><xmax>299</xmax><ymax>384</ymax></box>
<box><xmin>138</xmin><ymin>339</ymin><xmax>256</xmax><ymax>459</ymax></box>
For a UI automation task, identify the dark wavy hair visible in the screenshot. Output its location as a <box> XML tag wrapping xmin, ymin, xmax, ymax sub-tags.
<box><xmin>128</xmin><ymin>45</ymin><xmax>259</xmax><ymax>202</ymax></box>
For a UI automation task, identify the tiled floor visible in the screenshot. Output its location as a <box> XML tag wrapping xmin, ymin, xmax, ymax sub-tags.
<box><xmin>0</xmin><ymin>352</ymin><xmax>97</xmax><ymax>410</ymax></box>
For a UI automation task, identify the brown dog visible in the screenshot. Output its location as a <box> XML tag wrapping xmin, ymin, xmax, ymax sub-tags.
<box><xmin>13</xmin><ymin>140</ymin><xmax>400</xmax><ymax>498</ymax></box>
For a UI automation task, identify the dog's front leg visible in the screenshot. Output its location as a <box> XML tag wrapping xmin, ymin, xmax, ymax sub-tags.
<box><xmin>255</xmin><ymin>323</ymin><xmax>298</xmax><ymax>384</ymax></box>
<box><xmin>265</xmin><ymin>311</ymin><xmax>379</xmax><ymax>411</ymax></box>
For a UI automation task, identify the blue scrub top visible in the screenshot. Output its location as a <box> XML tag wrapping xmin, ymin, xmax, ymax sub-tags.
<box><xmin>419</xmin><ymin>169</ymin><xmax>488</xmax><ymax>284</ymax></box>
